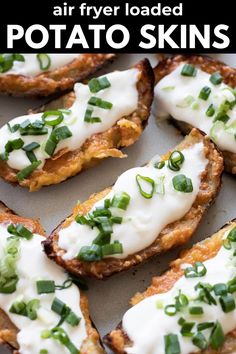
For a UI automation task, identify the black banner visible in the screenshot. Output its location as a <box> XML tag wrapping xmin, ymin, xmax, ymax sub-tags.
<box><xmin>0</xmin><ymin>0</ymin><xmax>235</xmax><ymax>52</ymax></box>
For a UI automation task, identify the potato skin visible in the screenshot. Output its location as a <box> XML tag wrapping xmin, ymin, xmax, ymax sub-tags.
<box><xmin>0</xmin><ymin>58</ymin><xmax>154</xmax><ymax>191</ymax></box>
<box><xmin>0</xmin><ymin>54</ymin><xmax>116</xmax><ymax>97</ymax></box>
<box><xmin>44</xmin><ymin>129</ymin><xmax>223</xmax><ymax>279</ymax></box>
<box><xmin>0</xmin><ymin>202</ymin><xmax>105</xmax><ymax>354</ymax></box>
<box><xmin>154</xmin><ymin>54</ymin><xmax>236</xmax><ymax>175</ymax></box>
<box><xmin>105</xmin><ymin>220</ymin><xmax>236</xmax><ymax>354</ymax></box>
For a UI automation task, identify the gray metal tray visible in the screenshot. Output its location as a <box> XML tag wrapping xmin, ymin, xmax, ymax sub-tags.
<box><xmin>0</xmin><ymin>54</ymin><xmax>235</xmax><ymax>353</ymax></box>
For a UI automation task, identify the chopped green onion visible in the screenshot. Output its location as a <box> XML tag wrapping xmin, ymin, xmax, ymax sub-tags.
<box><xmin>0</xmin><ymin>54</ymin><xmax>25</xmax><ymax>73</ymax></box>
<box><xmin>164</xmin><ymin>334</ymin><xmax>180</xmax><ymax>354</ymax></box>
<box><xmin>66</xmin><ymin>311</ymin><xmax>81</xmax><ymax>326</ymax></box>
<box><xmin>5</xmin><ymin>138</ymin><xmax>24</xmax><ymax>153</ymax></box>
<box><xmin>206</xmin><ymin>104</ymin><xmax>215</xmax><ymax>117</ymax></box>
<box><xmin>42</xmin><ymin>110</ymin><xmax>64</xmax><ymax>126</ymax></box>
<box><xmin>88</xmin><ymin>76</ymin><xmax>111</xmax><ymax>93</ymax></box>
<box><xmin>7</xmin><ymin>223</ymin><xmax>33</xmax><ymax>240</ymax></box>
<box><xmin>219</xmin><ymin>294</ymin><xmax>235</xmax><ymax>313</ymax></box>
<box><xmin>154</xmin><ymin>161</ymin><xmax>165</xmax><ymax>169</ymax></box>
<box><xmin>78</xmin><ymin>244</ymin><xmax>102</xmax><ymax>262</ymax></box>
<box><xmin>223</xmin><ymin>238</ymin><xmax>232</xmax><ymax>250</ymax></box>
<box><xmin>40</xmin><ymin>350</ymin><xmax>48</xmax><ymax>354</ymax></box>
<box><xmin>111</xmin><ymin>192</ymin><xmax>130</xmax><ymax>210</ymax></box>
<box><xmin>55</xmin><ymin>278</ymin><xmax>73</xmax><ymax>290</ymax></box>
<box><xmin>184</xmin><ymin>262</ymin><xmax>207</xmax><ymax>278</ymax></box>
<box><xmin>0</xmin><ymin>237</ymin><xmax>19</xmax><ymax>294</ymax></box>
<box><xmin>196</xmin><ymin>282</ymin><xmax>217</xmax><ymax>305</ymax></box>
<box><xmin>84</xmin><ymin>106</ymin><xmax>101</xmax><ymax>123</ymax></box>
<box><xmin>178</xmin><ymin>317</ymin><xmax>186</xmax><ymax>326</ymax></box>
<box><xmin>189</xmin><ymin>306</ymin><xmax>204</xmax><ymax>315</ymax></box>
<box><xmin>228</xmin><ymin>277</ymin><xmax>236</xmax><ymax>293</ymax></box>
<box><xmin>23</xmin><ymin>142</ymin><xmax>40</xmax><ymax>152</ymax></box>
<box><xmin>197</xmin><ymin>322</ymin><xmax>214</xmax><ymax>331</ymax></box>
<box><xmin>213</xmin><ymin>112</ymin><xmax>230</xmax><ymax>123</ymax></box>
<box><xmin>175</xmin><ymin>292</ymin><xmax>189</xmax><ymax>310</ymax></box>
<box><xmin>88</xmin><ymin>96</ymin><xmax>113</xmax><ymax>109</ymax></box>
<box><xmin>172</xmin><ymin>174</ymin><xmax>193</xmax><ymax>193</ymax></box>
<box><xmin>51</xmin><ymin>297</ymin><xmax>65</xmax><ymax>316</ymax></box>
<box><xmin>209</xmin><ymin>321</ymin><xmax>225</xmax><ymax>349</ymax></box>
<box><xmin>199</xmin><ymin>86</ymin><xmax>211</xmax><ymax>100</ymax></box>
<box><xmin>37</xmin><ymin>280</ymin><xmax>55</xmax><ymax>294</ymax></box>
<box><xmin>51</xmin><ymin>297</ymin><xmax>81</xmax><ymax>327</ymax></box>
<box><xmin>17</xmin><ymin>160</ymin><xmax>41</xmax><ymax>181</ymax></box>
<box><xmin>50</xmin><ymin>327</ymin><xmax>79</xmax><ymax>354</ymax></box>
<box><xmin>180</xmin><ymin>321</ymin><xmax>195</xmax><ymax>337</ymax></box>
<box><xmin>19</xmin><ymin>120</ymin><xmax>48</xmax><ymax>136</ymax></box>
<box><xmin>45</xmin><ymin>126</ymin><xmax>72</xmax><ymax>156</ymax></box>
<box><xmin>168</xmin><ymin>151</ymin><xmax>184</xmax><ymax>171</ymax></box>
<box><xmin>7</xmin><ymin>123</ymin><xmax>20</xmax><ymax>133</ymax></box>
<box><xmin>164</xmin><ymin>304</ymin><xmax>177</xmax><ymax>316</ymax></box>
<box><xmin>111</xmin><ymin>216</ymin><xmax>123</xmax><ymax>224</ymax></box>
<box><xmin>101</xmin><ymin>242</ymin><xmax>123</xmax><ymax>256</ymax></box>
<box><xmin>227</xmin><ymin>227</ymin><xmax>236</xmax><ymax>242</ymax></box>
<box><xmin>192</xmin><ymin>332</ymin><xmax>207</xmax><ymax>350</ymax></box>
<box><xmin>213</xmin><ymin>283</ymin><xmax>228</xmax><ymax>296</ymax></box>
<box><xmin>26</xmin><ymin>151</ymin><xmax>38</xmax><ymax>163</ymax></box>
<box><xmin>181</xmin><ymin>64</ymin><xmax>197</xmax><ymax>77</ymax></box>
<box><xmin>9</xmin><ymin>299</ymin><xmax>40</xmax><ymax>320</ymax></box>
<box><xmin>136</xmin><ymin>174</ymin><xmax>155</xmax><ymax>199</ymax></box>
<box><xmin>210</xmin><ymin>72</ymin><xmax>223</xmax><ymax>85</ymax></box>
<box><xmin>161</xmin><ymin>86</ymin><xmax>175</xmax><ymax>91</ymax></box>
<box><xmin>37</xmin><ymin>54</ymin><xmax>51</xmax><ymax>71</ymax></box>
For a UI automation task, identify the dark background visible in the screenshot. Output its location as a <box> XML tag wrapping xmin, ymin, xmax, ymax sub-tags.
<box><xmin>0</xmin><ymin>0</ymin><xmax>235</xmax><ymax>52</ymax></box>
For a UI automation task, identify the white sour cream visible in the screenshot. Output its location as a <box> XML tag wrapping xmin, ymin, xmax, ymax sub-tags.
<box><xmin>122</xmin><ymin>228</ymin><xmax>236</xmax><ymax>354</ymax></box>
<box><xmin>58</xmin><ymin>143</ymin><xmax>208</xmax><ymax>260</ymax></box>
<box><xmin>0</xmin><ymin>68</ymin><xmax>139</xmax><ymax>171</ymax></box>
<box><xmin>0</xmin><ymin>224</ymin><xmax>87</xmax><ymax>354</ymax></box>
<box><xmin>0</xmin><ymin>54</ymin><xmax>80</xmax><ymax>77</ymax></box>
<box><xmin>154</xmin><ymin>64</ymin><xmax>236</xmax><ymax>154</ymax></box>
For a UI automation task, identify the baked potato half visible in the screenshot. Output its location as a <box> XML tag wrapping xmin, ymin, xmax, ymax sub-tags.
<box><xmin>105</xmin><ymin>220</ymin><xmax>236</xmax><ymax>354</ymax></box>
<box><xmin>154</xmin><ymin>54</ymin><xmax>236</xmax><ymax>175</ymax></box>
<box><xmin>0</xmin><ymin>201</ymin><xmax>104</xmax><ymax>354</ymax></box>
<box><xmin>0</xmin><ymin>58</ymin><xmax>154</xmax><ymax>191</ymax></box>
<box><xmin>0</xmin><ymin>53</ymin><xmax>115</xmax><ymax>97</ymax></box>
<box><xmin>44</xmin><ymin>129</ymin><xmax>223</xmax><ymax>279</ymax></box>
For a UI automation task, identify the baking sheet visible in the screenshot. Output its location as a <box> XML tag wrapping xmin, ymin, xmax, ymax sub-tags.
<box><xmin>0</xmin><ymin>54</ymin><xmax>236</xmax><ymax>354</ymax></box>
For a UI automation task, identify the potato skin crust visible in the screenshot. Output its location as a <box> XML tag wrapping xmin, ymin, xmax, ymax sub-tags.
<box><xmin>44</xmin><ymin>129</ymin><xmax>223</xmax><ymax>279</ymax></box>
<box><xmin>0</xmin><ymin>202</ymin><xmax>105</xmax><ymax>354</ymax></box>
<box><xmin>105</xmin><ymin>220</ymin><xmax>236</xmax><ymax>354</ymax></box>
<box><xmin>0</xmin><ymin>58</ymin><xmax>154</xmax><ymax>191</ymax></box>
<box><xmin>0</xmin><ymin>54</ymin><xmax>115</xmax><ymax>97</ymax></box>
<box><xmin>154</xmin><ymin>54</ymin><xmax>236</xmax><ymax>175</ymax></box>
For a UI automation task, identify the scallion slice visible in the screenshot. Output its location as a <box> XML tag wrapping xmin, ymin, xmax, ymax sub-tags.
<box><xmin>37</xmin><ymin>280</ymin><xmax>55</xmax><ymax>294</ymax></box>
<box><xmin>219</xmin><ymin>293</ymin><xmax>235</xmax><ymax>313</ymax></box>
<box><xmin>210</xmin><ymin>72</ymin><xmax>223</xmax><ymax>85</ymax></box>
<box><xmin>5</xmin><ymin>138</ymin><xmax>24</xmax><ymax>153</ymax></box>
<box><xmin>164</xmin><ymin>304</ymin><xmax>177</xmax><ymax>316</ymax></box>
<box><xmin>197</xmin><ymin>322</ymin><xmax>214</xmax><ymax>331</ymax></box>
<box><xmin>45</xmin><ymin>126</ymin><xmax>72</xmax><ymax>156</ymax></box>
<box><xmin>209</xmin><ymin>321</ymin><xmax>225</xmax><ymax>349</ymax></box>
<box><xmin>88</xmin><ymin>96</ymin><xmax>113</xmax><ymax>109</ymax></box>
<box><xmin>78</xmin><ymin>244</ymin><xmax>102</xmax><ymax>262</ymax></box>
<box><xmin>0</xmin><ymin>54</ymin><xmax>25</xmax><ymax>73</ymax></box>
<box><xmin>50</xmin><ymin>327</ymin><xmax>79</xmax><ymax>354</ymax></box>
<box><xmin>181</xmin><ymin>64</ymin><xmax>197</xmax><ymax>77</ymax></box>
<box><xmin>172</xmin><ymin>174</ymin><xmax>193</xmax><ymax>193</ymax></box>
<box><xmin>189</xmin><ymin>306</ymin><xmax>204</xmax><ymax>315</ymax></box>
<box><xmin>84</xmin><ymin>106</ymin><xmax>101</xmax><ymax>123</ymax></box>
<box><xmin>164</xmin><ymin>333</ymin><xmax>180</xmax><ymax>354</ymax></box>
<box><xmin>136</xmin><ymin>174</ymin><xmax>155</xmax><ymax>199</ymax></box>
<box><xmin>154</xmin><ymin>161</ymin><xmax>165</xmax><ymax>169</ymax></box>
<box><xmin>42</xmin><ymin>110</ymin><xmax>64</xmax><ymax>126</ymax></box>
<box><xmin>101</xmin><ymin>241</ymin><xmax>123</xmax><ymax>256</ymax></box>
<box><xmin>206</xmin><ymin>104</ymin><xmax>215</xmax><ymax>117</ymax></box>
<box><xmin>168</xmin><ymin>151</ymin><xmax>184</xmax><ymax>171</ymax></box>
<box><xmin>184</xmin><ymin>262</ymin><xmax>207</xmax><ymax>278</ymax></box>
<box><xmin>192</xmin><ymin>332</ymin><xmax>207</xmax><ymax>349</ymax></box>
<box><xmin>23</xmin><ymin>142</ymin><xmax>40</xmax><ymax>152</ymax></box>
<box><xmin>9</xmin><ymin>299</ymin><xmax>40</xmax><ymax>320</ymax></box>
<box><xmin>111</xmin><ymin>192</ymin><xmax>130</xmax><ymax>210</ymax></box>
<box><xmin>17</xmin><ymin>160</ymin><xmax>41</xmax><ymax>181</ymax></box>
<box><xmin>7</xmin><ymin>122</ymin><xmax>20</xmax><ymax>133</ymax></box>
<box><xmin>37</xmin><ymin>54</ymin><xmax>51</xmax><ymax>71</ymax></box>
<box><xmin>199</xmin><ymin>86</ymin><xmax>211</xmax><ymax>100</ymax></box>
<box><xmin>51</xmin><ymin>297</ymin><xmax>81</xmax><ymax>327</ymax></box>
<box><xmin>228</xmin><ymin>277</ymin><xmax>236</xmax><ymax>293</ymax></box>
<box><xmin>213</xmin><ymin>283</ymin><xmax>228</xmax><ymax>296</ymax></box>
<box><xmin>213</xmin><ymin>112</ymin><xmax>230</xmax><ymax>124</ymax></box>
<box><xmin>7</xmin><ymin>223</ymin><xmax>33</xmax><ymax>240</ymax></box>
<box><xmin>88</xmin><ymin>76</ymin><xmax>111</xmax><ymax>93</ymax></box>
<box><xmin>180</xmin><ymin>321</ymin><xmax>195</xmax><ymax>337</ymax></box>
<box><xmin>227</xmin><ymin>227</ymin><xmax>236</xmax><ymax>242</ymax></box>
